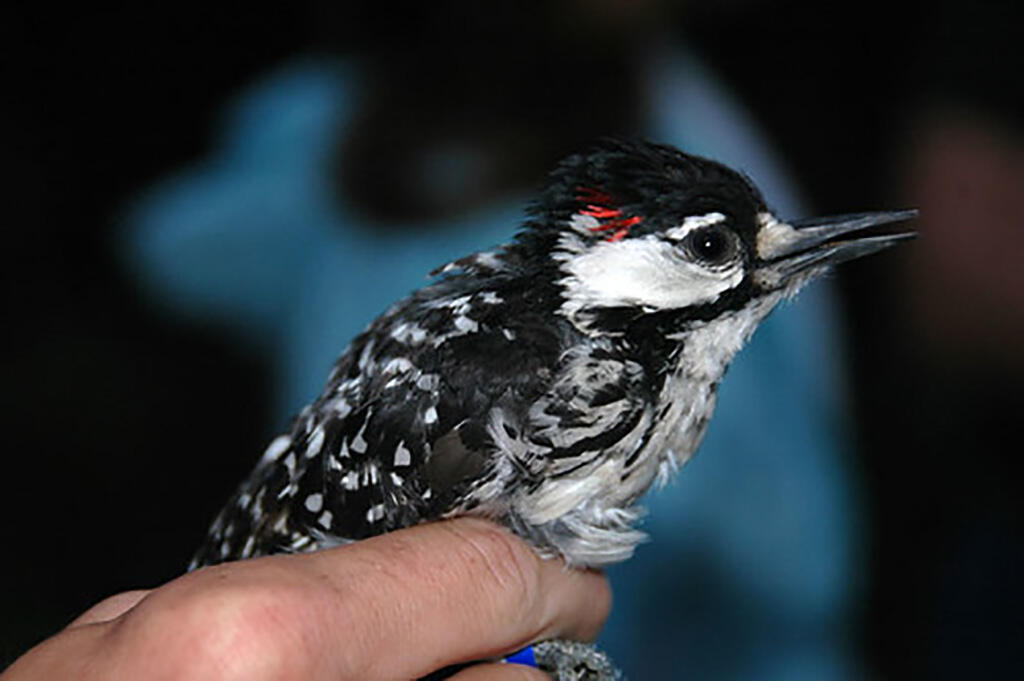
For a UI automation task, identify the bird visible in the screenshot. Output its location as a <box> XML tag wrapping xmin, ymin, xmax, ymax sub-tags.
<box><xmin>190</xmin><ymin>139</ymin><xmax>915</xmax><ymax>678</ymax></box>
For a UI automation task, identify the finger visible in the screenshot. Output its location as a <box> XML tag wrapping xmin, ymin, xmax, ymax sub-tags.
<box><xmin>106</xmin><ymin>517</ymin><xmax>609</xmax><ymax>680</ymax></box>
<box><xmin>66</xmin><ymin>590</ymin><xmax>151</xmax><ymax>628</ymax></box>
<box><xmin>447</xmin><ymin>662</ymin><xmax>551</xmax><ymax>681</ymax></box>
<box><xmin>298</xmin><ymin>516</ymin><xmax>611</xmax><ymax>678</ymax></box>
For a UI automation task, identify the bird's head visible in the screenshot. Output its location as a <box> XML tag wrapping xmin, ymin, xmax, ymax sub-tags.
<box><xmin>520</xmin><ymin>139</ymin><xmax>915</xmax><ymax>340</ymax></box>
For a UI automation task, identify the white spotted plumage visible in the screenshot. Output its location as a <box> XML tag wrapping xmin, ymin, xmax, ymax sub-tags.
<box><xmin>191</xmin><ymin>140</ymin><xmax>913</xmax><ymax>576</ymax></box>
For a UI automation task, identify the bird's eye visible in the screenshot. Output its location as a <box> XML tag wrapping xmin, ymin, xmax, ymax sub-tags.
<box><xmin>682</xmin><ymin>225</ymin><xmax>739</xmax><ymax>267</ymax></box>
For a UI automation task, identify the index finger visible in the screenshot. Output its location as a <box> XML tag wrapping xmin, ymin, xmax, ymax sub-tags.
<box><xmin>127</xmin><ymin>517</ymin><xmax>610</xmax><ymax>680</ymax></box>
<box><xmin>299</xmin><ymin>517</ymin><xmax>611</xmax><ymax>677</ymax></box>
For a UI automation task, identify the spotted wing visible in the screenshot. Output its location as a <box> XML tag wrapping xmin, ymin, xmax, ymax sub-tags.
<box><xmin>191</xmin><ymin>282</ymin><xmax>568</xmax><ymax>566</ymax></box>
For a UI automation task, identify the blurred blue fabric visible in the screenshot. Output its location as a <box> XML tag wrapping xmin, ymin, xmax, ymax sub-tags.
<box><xmin>120</xmin><ymin>50</ymin><xmax>863</xmax><ymax>680</ymax></box>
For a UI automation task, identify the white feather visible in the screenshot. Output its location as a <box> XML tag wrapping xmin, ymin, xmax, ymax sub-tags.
<box><xmin>556</xmin><ymin>235</ymin><xmax>743</xmax><ymax>330</ymax></box>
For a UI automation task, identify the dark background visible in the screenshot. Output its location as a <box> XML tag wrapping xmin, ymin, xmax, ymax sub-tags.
<box><xmin>4</xmin><ymin>0</ymin><xmax>1022</xmax><ymax>676</ymax></box>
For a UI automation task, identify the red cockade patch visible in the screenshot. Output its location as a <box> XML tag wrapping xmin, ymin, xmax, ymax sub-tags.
<box><xmin>574</xmin><ymin>186</ymin><xmax>643</xmax><ymax>242</ymax></box>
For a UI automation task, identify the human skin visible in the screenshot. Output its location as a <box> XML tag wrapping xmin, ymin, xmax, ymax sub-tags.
<box><xmin>2</xmin><ymin>518</ymin><xmax>610</xmax><ymax>680</ymax></box>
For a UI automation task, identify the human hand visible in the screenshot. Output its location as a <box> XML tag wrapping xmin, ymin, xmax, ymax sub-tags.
<box><xmin>2</xmin><ymin>517</ymin><xmax>610</xmax><ymax>680</ymax></box>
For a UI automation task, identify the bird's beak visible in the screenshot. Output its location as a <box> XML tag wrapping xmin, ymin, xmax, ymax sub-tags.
<box><xmin>755</xmin><ymin>209</ymin><xmax>917</xmax><ymax>285</ymax></box>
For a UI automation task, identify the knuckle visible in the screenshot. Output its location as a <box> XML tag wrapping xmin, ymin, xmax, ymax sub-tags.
<box><xmin>117</xmin><ymin>566</ymin><xmax>315</xmax><ymax>680</ymax></box>
<box><xmin>448</xmin><ymin>519</ymin><xmax>544</xmax><ymax>617</ymax></box>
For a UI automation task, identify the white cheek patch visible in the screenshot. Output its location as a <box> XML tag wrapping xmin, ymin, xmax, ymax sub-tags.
<box><xmin>663</xmin><ymin>212</ymin><xmax>727</xmax><ymax>241</ymax></box>
<box><xmin>755</xmin><ymin>211</ymin><xmax>803</xmax><ymax>260</ymax></box>
<box><xmin>556</xmin><ymin>235</ymin><xmax>744</xmax><ymax>324</ymax></box>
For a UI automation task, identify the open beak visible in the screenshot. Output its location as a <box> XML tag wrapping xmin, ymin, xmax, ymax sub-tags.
<box><xmin>757</xmin><ymin>209</ymin><xmax>917</xmax><ymax>283</ymax></box>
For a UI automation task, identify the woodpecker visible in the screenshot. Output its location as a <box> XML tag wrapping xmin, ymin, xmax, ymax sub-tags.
<box><xmin>191</xmin><ymin>139</ymin><xmax>914</xmax><ymax>679</ymax></box>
